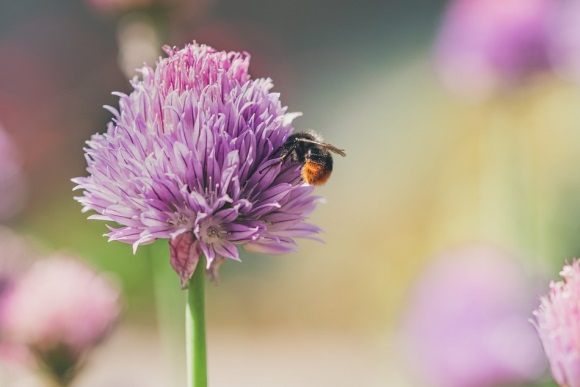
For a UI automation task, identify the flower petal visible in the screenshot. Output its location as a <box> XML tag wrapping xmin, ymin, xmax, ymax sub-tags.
<box><xmin>169</xmin><ymin>231</ymin><xmax>202</xmax><ymax>289</ymax></box>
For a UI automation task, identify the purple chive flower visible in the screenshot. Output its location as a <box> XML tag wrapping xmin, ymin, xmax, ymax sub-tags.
<box><xmin>435</xmin><ymin>0</ymin><xmax>555</xmax><ymax>98</ymax></box>
<box><xmin>0</xmin><ymin>256</ymin><xmax>120</xmax><ymax>384</ymax></box>
<box><xmin>73</xmin><ymin>42</ymin><xmax>321</xmax><ymax>287</ymax></box>
<box><xmin>547</xmin><ymin>0</ymin><xmax>580</xmax><ymax>83</ymax></box>
<box><xmin>402</xmin><ymin>245</ymin><xmax>545</xmax><ymax>387</ymax></box>
<box><xmin>533</xmin><ymin>260</ymin><xmax>580</xmax><ymax>387</ymax></box>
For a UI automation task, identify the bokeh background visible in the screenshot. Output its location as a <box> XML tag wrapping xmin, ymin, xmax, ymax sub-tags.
<box><xmin>2</xmin><ymin>0</ymin><xmax>580</xmax><ymax>385</ymax></box>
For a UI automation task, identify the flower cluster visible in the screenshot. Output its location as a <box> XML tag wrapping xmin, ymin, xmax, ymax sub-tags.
<box><xmin>435</xmin><ymin>0</ymin><xmax>580</xmax><ymax>98</ymax></box>
<box><xmin>73</xmin><ymin>43</ymin><xmax>321</xmax><ymax>286</ymax></box>
<box><xmin>533</xmin><ymin>260</ymin><xmax>580</xmax><ymax>387</ymax></box>
<box><xmin>0</xmin><ymin>256</ymin><xmax>120</xmax><ymax>384</ymax></box>
<box><xmin>403</xmin><ymin>245</ymin><xmax>544</xmax><ymax>387</ymax></box>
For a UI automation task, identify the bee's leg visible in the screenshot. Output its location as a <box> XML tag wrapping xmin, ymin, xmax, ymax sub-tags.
<box><xmin>279</xmin><ymin>150</ymin><xmax>290</xmax><ymax>163</ymax></box>
<box><xmin>259</xmin><ymin>144</ymin><xmax>294</xmax><ymax>174</ymax></box>
<box><xmin>259</xmin><ymin>153</ymin><xmax>285</xmax><ymax>174</ymax></box>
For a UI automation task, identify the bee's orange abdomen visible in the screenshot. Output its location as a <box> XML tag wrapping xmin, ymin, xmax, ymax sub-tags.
<box><xmin>302</xmin><ymin>161</ymin><xmax>331</xmax><ymax>185</ymax></box>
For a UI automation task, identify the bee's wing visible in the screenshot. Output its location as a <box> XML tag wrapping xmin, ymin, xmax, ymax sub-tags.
<box><xmin>321</xmin><ymin>143</ymin><xmax>347</xmax><ymax>157</ymax></box>
<box><xmin>295</xmin><ymin>138</ymin><xmax>347</xmax><ymax>157</ymax></box>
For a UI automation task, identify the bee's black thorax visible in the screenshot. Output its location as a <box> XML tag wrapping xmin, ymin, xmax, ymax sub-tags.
<box><xmin>282</xmin><ymin>131</ymin><xmax>324</xmax><ymax>163</ymax></box>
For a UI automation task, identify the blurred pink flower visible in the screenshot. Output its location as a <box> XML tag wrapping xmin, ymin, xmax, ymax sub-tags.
<box><xmin>435</xmin><ymin>0</ymin><xmax>556</xmax><ymax>98</ymax></box>
<box><xmin>401</xmin><ymin>244</ymin><xmax>545</xmax><ymax>387</ymax></box>
<box><xmin>533</xmin><ymin>260</ymin><xmax>580</xmax><ymax>387</ymax></box>
<box><xmin>0</xmin><ymin>256</ymin><xmax>120</xmax><ymax>383</ymax></box>
<box><xmin>0</xmin><ymin>124</ymin><xmax>27</xmax><ymax>221</ymax></box>
<box><xmin>547</xmin><ymin>0</ymin><xmax>580</xmax><ymax>82</ymax></box>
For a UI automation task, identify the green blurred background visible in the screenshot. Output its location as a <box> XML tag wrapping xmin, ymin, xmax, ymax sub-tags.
<box><xmin>2</xmin><ymin>0</ymin><xmax>580</xmax><ymax>385</ymax></box>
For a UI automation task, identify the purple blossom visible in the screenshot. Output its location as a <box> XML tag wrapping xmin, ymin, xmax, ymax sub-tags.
<box><xmin>73</xmin><ymin>43</ymin><xmax>322</xmax><ymax>287</ymax></box>
<box><xmin>547</xmin><ymin>0</ymin><xmax>580</xmax><ymax>82</ymax></box>
<box><xmin>401</xmin><ymin>244</ymin><xmax>545</xmax><ymax>387</ymax></box>
<box><xmin>0</xmin><ymin>256</ymin><xmax>120</xmax><ymax>384</ymax></box>
<box><xmin>533</xmin><ymin>260</ymin><xmax>580</xmax><ymax>387</ymax></box>
<box><xmin>435</xmin><ymin>0</ymin><xmax>556</xmax><ymax>98</ymax></box>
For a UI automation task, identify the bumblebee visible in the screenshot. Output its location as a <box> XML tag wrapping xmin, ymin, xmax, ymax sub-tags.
<box><xmin>278</xmin><ymin>130</ymin><xmax>346</xmax><ymax>186</ymax></box>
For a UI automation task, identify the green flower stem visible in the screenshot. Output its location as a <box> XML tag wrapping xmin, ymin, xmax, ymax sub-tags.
<box><xmin>186</xmin><ymin>259</ymin><xmax>208</xmax><ymax>387</ymax></box>
<box><xmin>150</xmin><ymin>242</ymin><xmax>183</xmax><ymax>387</ymax></box>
